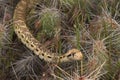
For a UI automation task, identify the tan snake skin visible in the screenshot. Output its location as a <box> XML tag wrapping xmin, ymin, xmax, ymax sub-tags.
<box><xmin>13</xmin><ymin>0</ymin><xmax>83</xmax><ymax>63</ymax></box>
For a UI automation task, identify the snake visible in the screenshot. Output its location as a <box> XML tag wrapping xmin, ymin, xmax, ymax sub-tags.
<box><xmin>13</xmin><ymin>0</ymin><xmax>83</xmax><ymax>63</ymax></box>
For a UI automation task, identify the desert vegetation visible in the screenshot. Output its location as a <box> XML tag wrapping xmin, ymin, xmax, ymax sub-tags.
<box><xmin>0</xmin><ymin>0</ymin><xmax>120</xmax><ymax>80</ymax></box>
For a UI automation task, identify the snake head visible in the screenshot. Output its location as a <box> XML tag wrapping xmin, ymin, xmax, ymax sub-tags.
<box><xmin>66</xmin><ymin>49</ymin><xmax>83</xmax><ymax>60</ymax></box>
<box><xmin>60</xmin><ymin>49</ymin><xmax>83</xmax><ymax>62</ymax></box>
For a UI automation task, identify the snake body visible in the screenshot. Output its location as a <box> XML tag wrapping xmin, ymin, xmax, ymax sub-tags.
<box><xmin>13</xmin><ymin>0</ymin><xmax>83</xmax><ymax>63</ymax></box>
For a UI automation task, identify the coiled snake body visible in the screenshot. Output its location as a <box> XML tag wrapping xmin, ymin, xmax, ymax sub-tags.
<box><xmin>13</xmin><ymin>0</ymin><xmax>83</xmax><ymax>63</ymax></box>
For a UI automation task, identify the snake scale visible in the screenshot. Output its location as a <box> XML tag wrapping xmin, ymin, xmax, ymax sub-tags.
<box><xmin>13</xmin><ymin>0</ymin><xmax>83</xmax><ymax>63</ymax></box>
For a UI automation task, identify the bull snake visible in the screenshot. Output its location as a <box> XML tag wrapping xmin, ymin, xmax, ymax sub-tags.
<box><xmin>13</xmin><ymin>0</ymin><xmax>83</xmax><ymax>63</ymax></box>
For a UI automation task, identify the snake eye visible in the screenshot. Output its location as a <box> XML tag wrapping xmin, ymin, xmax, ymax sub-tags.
<box><xmin>67</xmin><ymin>52</ymin><xmax>76</xmax><ymax>58</ymax></box>
<box><xmin>67</xmin><ymin>54</ymin><xmax>72</xmax><ymax>57</ymax></box>
<box><xmin>71</xmin><ymin>52</ymin><xmax>76</xmax><ymax>56</ymax></box>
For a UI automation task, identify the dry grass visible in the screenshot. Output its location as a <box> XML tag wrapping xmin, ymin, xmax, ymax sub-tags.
<box><xmin>0</xmin><ymin>0</ymin><xmax>120</xmax><ymax>80</ymax></box>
